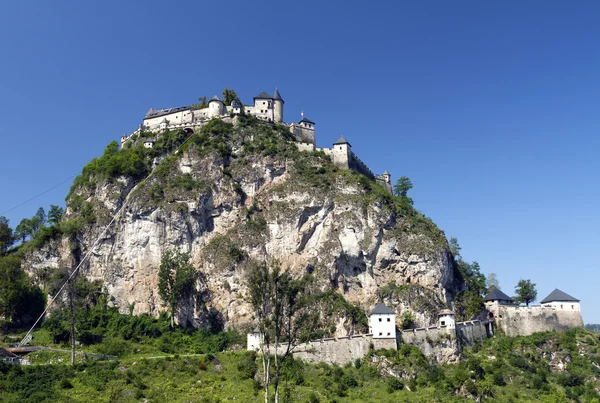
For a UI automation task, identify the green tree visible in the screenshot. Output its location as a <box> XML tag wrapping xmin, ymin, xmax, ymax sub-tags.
<box><xmin>0</xmin><ymin>256</ymin><xmax>46</xmax><ymax>327</ymax></box>
<box><xmin>247</xmin><ymin>262</ymin><xmax>311</xmax><ymax>403</ymax></box>
<box><xmin>48</xmin><ymin>205</ymin><xmax>64</xmax><ymax>226</ymax></box>
<box><xmin>222</xmin><ymin>88</ymin><xmax>240</xmax><ymax>106</ymax></box>
<box><xmin>514</xmin><ymin>279</ymin><xmax>537</xmax><ymax>307</ymax></box>
<box><xmin>158</xmin><ymin>250</ymin><xmax>196</xmax><ymax>329</ymax></box>
<box><xmin>448</xmin><ymin>236</ymin><xmax>461</xmax><ymax>257</ymax></box>
<box><xmin>15</xmin><ymin>218</ymin><xmax>33</xmax><ymax>243</ymax></box>
<box><xmin>393</xmin><ymin>176</ymin><xmax>413</xmax><ymax>197</ymax></box>
<box><xmin>0</xmin><ymin>216</ymin><xmax>13</xmax><ymax>253</ymax></box>
<box><xmin>450</xmin><ymin>237</ymin><xmax>487</xmax><ymax>320</ymax></box>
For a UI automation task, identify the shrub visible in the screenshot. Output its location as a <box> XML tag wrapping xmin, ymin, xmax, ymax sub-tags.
<box><xmin>386</xmin><ymin>377</ymin><xmax>404</xmax><ymax>393</ymax></box>
<box><xmin>60</xmin><ymin>378</ymin><xmax>74</xmax><ymax>389</ymax></box>
<box><xmin>236</xmin><ymin>352</ymin><xmax>257</xmax><ymax>379</ymax></box>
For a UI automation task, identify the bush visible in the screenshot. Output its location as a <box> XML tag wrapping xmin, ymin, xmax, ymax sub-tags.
<box><xmin>60</xmin><ymin>378</ymin><xmax>74</xmax><ymax>389</ymax></box>
<box><xmin>236</xmin><ymin>352</ymin><xmax>257</xmax><ymax>379</ymax></box>
<box><xmin>386</xmin><ymin>377</ymin><xmax>404</xmax><ymax>393</ymax></box>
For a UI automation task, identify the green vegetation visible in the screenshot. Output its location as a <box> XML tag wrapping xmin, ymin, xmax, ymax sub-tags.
<box><xmin>2</xmin><ymin>328</ymin><xmax>600</xmax><ymax>402</ymax></box>
<box><xmin>0</xmin><ymin>216</ymin><xmax>13</xmax><ymax>253</ymax></box>
<box><xmin>449</xmin><ymin>237</ymin><xmax>487</xmax><ymax>321</ymax></box>
<box><xmin>0</xmin><ymin>255</ymin><xmax>45</xmax><ymax>329</ymax></box>
<box><xmin>158</xmin><ymin>250</ymin><xmax>196</xmax><ymax>329</ymax></box>
<box><xmin>514</xmin><ymin>279</ymin><xmax>537</xmax><ymax>307</ymax></box>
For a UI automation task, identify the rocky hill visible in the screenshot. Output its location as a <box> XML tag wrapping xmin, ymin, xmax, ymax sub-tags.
<box><xmin>22</xmin><ymin>116</ymin><xmax>464</xmax><ymax>334</ymax></box>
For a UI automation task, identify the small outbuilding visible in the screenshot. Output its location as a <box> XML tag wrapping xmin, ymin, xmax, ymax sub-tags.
<box><xmin>0</xmin><ymin>348</ymin><xmax>20</xmax><ymax>365</ymax></box>
<box><xmin>438</xmin><ymin>309</ymin><xmax>456</xmax><ymax>328</ymax></box>
<box><xmin>369</xmin><ymin>303</ymin><xmax>396</xmax><ymax>339</ymax></box>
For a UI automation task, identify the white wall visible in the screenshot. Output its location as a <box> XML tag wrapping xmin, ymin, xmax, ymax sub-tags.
<box><xmin>370</xmin><ymin>313</ymin><xmax>396</xmax><ymax>338</ymax></box>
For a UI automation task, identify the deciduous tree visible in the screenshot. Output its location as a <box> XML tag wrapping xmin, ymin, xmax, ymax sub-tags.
<box><xmin>158</xmin><ymin>250</ymin><xmax>196</xmax><ymax>329</ymax></box>
<box><xmin>393</xmin><ymin>176</ymin><xmax>413</xmax><ymax>197</ymax></box>
<box><xmin>0</xmin><ymin>256</ymin><xmax>45</xmax><ymax>328</ymax></box>
<box><xmin>0</xmin><ymin>216</ymin><xmax>13</xmax><ymax>253</ymax></box>
<box><xmin>514</xmin><ymin>279</ymin><xmax>537</xmax><ymax>307</ymax></box>
<box><xmin>247</xmin><ymin>262</ymin><xmax>311</xmax><ymax>403</ymax></box>
<box><xmin>222</xmin><ymin>88</ymin><xmax>240</xmax><ymax>106</ymax></box>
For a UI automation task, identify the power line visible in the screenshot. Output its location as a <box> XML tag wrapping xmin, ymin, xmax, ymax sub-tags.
<box><xmin>0</xmin><ymin>175</ymin><xmax>77</xmax><ymax>216</ymax></box>
<box><xmin>19</xmin><ymin>131</ymin><xmax>198</xmax><ymax>347</ymax></box>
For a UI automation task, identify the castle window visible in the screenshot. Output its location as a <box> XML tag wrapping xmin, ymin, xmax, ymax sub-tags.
<box><xmin>387</xmin><ymin>333</ymin><xmax>391</xmax><ymax>336</ymax></box>
<box><xmin>379</xmin><ymin>333</ymin><xmax>382</xmax><ymax>336</ymax></box>
<box><xmin>387</xmin><ymin>318</ymin><xmax>390</xmax><ymax>322</ymax></box>
<box><xmin>561</xmin><ymin>304</ymin><xmax>563</xmax><ymax>309</ymax></box>
<box><xmin>441</xmin><ymin>321</ymin><xmax>446</xmax><ymax>326</ymax></box>
<box><xmin>378</xmin><ymin>318</ymin><xmax>382</xmax><ymax>322</ymax></box>
<box><xmin>572</xmin><ymin>305</ymin><xmax>574</xmax><ymax>309</ymax></box>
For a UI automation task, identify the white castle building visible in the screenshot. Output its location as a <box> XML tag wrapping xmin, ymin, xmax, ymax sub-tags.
<box><xmin>121</xmin><ymin>88</ymin><xmax>393</xmax><ymax>193</ymax></box>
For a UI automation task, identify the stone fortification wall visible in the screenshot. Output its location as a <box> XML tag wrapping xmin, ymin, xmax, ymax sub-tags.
<box><xmin>496</xmin><ymin>306</ymin><xmax>584</xmax><ymax>337</ymax></box>
<box><xmin>290</xmin><ymin>125</ymin><xmax>315</xmax><ymax>144</ymax></box>
<box><xmin>271</xmin><ymin>335</ymin><xmax>382</xmax><ymax>366</ymax></box>
<box><xmin>348</xmin><ymin>152</ymin><xmax>375</xmax><ymax>180</ymax></box>
<box><xmin>296</xmin><ymin>142</ymin><xmax>316</xmax><ymax>152</ymax></box>
<box><xmin>400</xmin><ymin>326</ymin><xmax>459</xmax><ymax>363</ymax></box>
<box><xmin>456</xmin><ymin>320</ymin><xmax>488</xmax><ymax>347</ymax></box>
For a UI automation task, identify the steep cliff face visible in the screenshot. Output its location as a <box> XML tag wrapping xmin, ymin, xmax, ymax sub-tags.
<box><xmin>23</xmin><ymin>118</ymin><xmax>464</xmax><ymax>333</ymax></box>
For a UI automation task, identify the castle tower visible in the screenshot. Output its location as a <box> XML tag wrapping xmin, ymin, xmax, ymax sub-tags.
<box><xmin>247</xmin><ymin>327</ymin><xmax>263</xmax><ymax>351</ymax></box>
<box><xmin>208</xmin><ymin>95</ymin><xmax>224</xmax><ymax>118</ymax></box>
<box><xmin>382</xmin><ymin>170</ymin><xmax>392</xmax><ymax>193</ymax></box>
<box><xmin>369</xmin><ymin>304</ymin><xmax>396</xmax><ymax>339</ymax></box>
<box><xmin>332</xmin><ymin>136</ymin><xmax>351</xmax><ymax>169</ymax></box>
<box><xmin>438</xmin><ymin>309</ymin><xmax>455</xmax><ymax>329</ymax></box>
<box><xmin>273</xmin><ymin>88</ymin><xmax>284</xmax><ymax>123</ymax></box>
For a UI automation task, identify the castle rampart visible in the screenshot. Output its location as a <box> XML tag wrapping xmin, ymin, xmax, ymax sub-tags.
<box><xmin>270</xmin><ymin>335</ymin><xmax>391</xmax><ymax>366</ymax></box>
<box><xmin>493</xmin><ymin>305</ymin><xmax>584</xmax><ymax>337</ymax></box>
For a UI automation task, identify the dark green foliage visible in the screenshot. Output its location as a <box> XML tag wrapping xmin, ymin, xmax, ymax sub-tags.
<box><xmin>0</xmin><ymin>216</ymin><xmax>13</xmax><ymax>253</ymax></box>
<box><xmin>386</xmin><ymin>377</ymin><xmax>404</xmax><ymax>393</ymax></box>
<box><xmin>158</xmin><ymin>250</ymin><xmax>196</xmax><ymax>329</ymax></box>
<box><xmin>514</xmin><ymin>279</ymin><xmax>537</xmax><ymax>307</ymax></box>
<box><xmin>236</xmin><ymin>351</ymin><xmax>257</xmax><ymax>379</ymax></box>
<box><xmin>450</xmin><ymin>238</ymin><xmax>487</xmax><ymax>321</ymax></box>
<box><xmin>0</xmin><ymin>255</ymin><xmax>46</xmax><ymax>328</ymax></box>
<box><xmin>222</xmin><ymin>88</ymin><xmax>240</xmax><ymax>106</ymax></box>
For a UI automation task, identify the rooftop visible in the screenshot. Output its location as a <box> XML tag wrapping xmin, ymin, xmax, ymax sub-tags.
<box><xmin>333</xmin><ymin>136</ymin><xmax>351</xmax><ymax>146</ymax></box>
<box><xmin>299</xmin><ymin>116</ymin><xmax>315</xmax><ymax>125</ymax></box>
<box><xmin>370</xmin><ymin>303</ymin><xmax>395</xmax><ymax>315</ymax></box>
<box><xmin>254</xmin><ymin>91</ymin><xmax>272</xmax><ymax>100</ymax></box>
<box><xmin>541</xmin><ymin>289</ymin><xmax>580</xmax><ymax>304</ymax></box>
<box><xmin>484</xmin><ymin>287</ymin><xmax>515</xmax><ymax>302</ymax></box>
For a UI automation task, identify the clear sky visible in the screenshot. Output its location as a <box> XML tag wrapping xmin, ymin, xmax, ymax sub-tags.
<box><xmin>1</xmin><ymin>2</ymin><xmax>598</xmax><ymax>321</ymax></box>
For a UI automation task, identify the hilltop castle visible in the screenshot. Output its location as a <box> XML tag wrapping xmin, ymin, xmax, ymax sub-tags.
<box><xmin>120</xmin><ymin>89</ymin><xmax>392</xmax><ymax>193</ymax></box>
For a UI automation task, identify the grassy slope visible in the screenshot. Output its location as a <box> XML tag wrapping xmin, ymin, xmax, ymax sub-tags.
<box><xmin>2</xmin><ymin>328</ymin><xmax>600</xmax><ymax>402</ymax></box>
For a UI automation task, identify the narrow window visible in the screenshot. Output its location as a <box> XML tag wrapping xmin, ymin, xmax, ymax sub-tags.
<box><xmin>378</xmin><ymin>318</ymin><xmax>382</xmax><ymax>322</ymax></box>
<box><xmin>572</xmin><ymin>305</ymin><xmax>574</xmax><ymax>309</ymax></box>
<box><xmin>387</xmin><ymin>333</ymin><xmax>391</xmax><ymax>336</ymax></box>
<box><xmin>561</xmin><ymin>304</ymin><xmax>563</xmax><ymax>309</ymax></box>
<box><xmin>379</xmin><ymin>332</ymin><xmax>382</xmax><ymax>336</ymax></box>
<box><xmin>441</xmin><ymin>321</ymin><xmax>446</xmax><ymax>326</ymax></box>
<box><xmin>387</xmin><ymin>318</ymin><xmax>390</xmax><ymax>322</ymax></box>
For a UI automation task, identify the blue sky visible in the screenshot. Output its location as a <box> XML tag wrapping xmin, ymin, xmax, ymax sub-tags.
<box><xmin>1</xmin><ymin>2</ymin><xmax>598</xmax><ymax>321</ymax></box>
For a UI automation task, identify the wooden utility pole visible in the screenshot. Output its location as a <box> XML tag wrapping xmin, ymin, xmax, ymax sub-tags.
<box><xmin>68</xmin><ymin>277</ymin><xmax>75</xmax><ymax>365</ymax></box>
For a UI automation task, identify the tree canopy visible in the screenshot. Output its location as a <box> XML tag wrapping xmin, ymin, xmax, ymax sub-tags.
<box><xmin>158</xmin><ymin>250</ymin><xmax>196</xmax><ymax>329</ymax></box>
<box><xmin>0</xmin><ymin>216</ymin><xmax>12</xmax><ymax>253</ymax></box>
<box><xmin>0</xmin><ymin>256</ymin><xmax>46</xmax><ymax>328</ymax></box>
<box><xmin>514</xmin><ymin>279</ymin><xmax>537</xmax><ymax>307</ymax></box>
<box><xmin>222</xmin><ymin>89</ymin><xmax>240</xmax><ymax>106</ymax></box>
